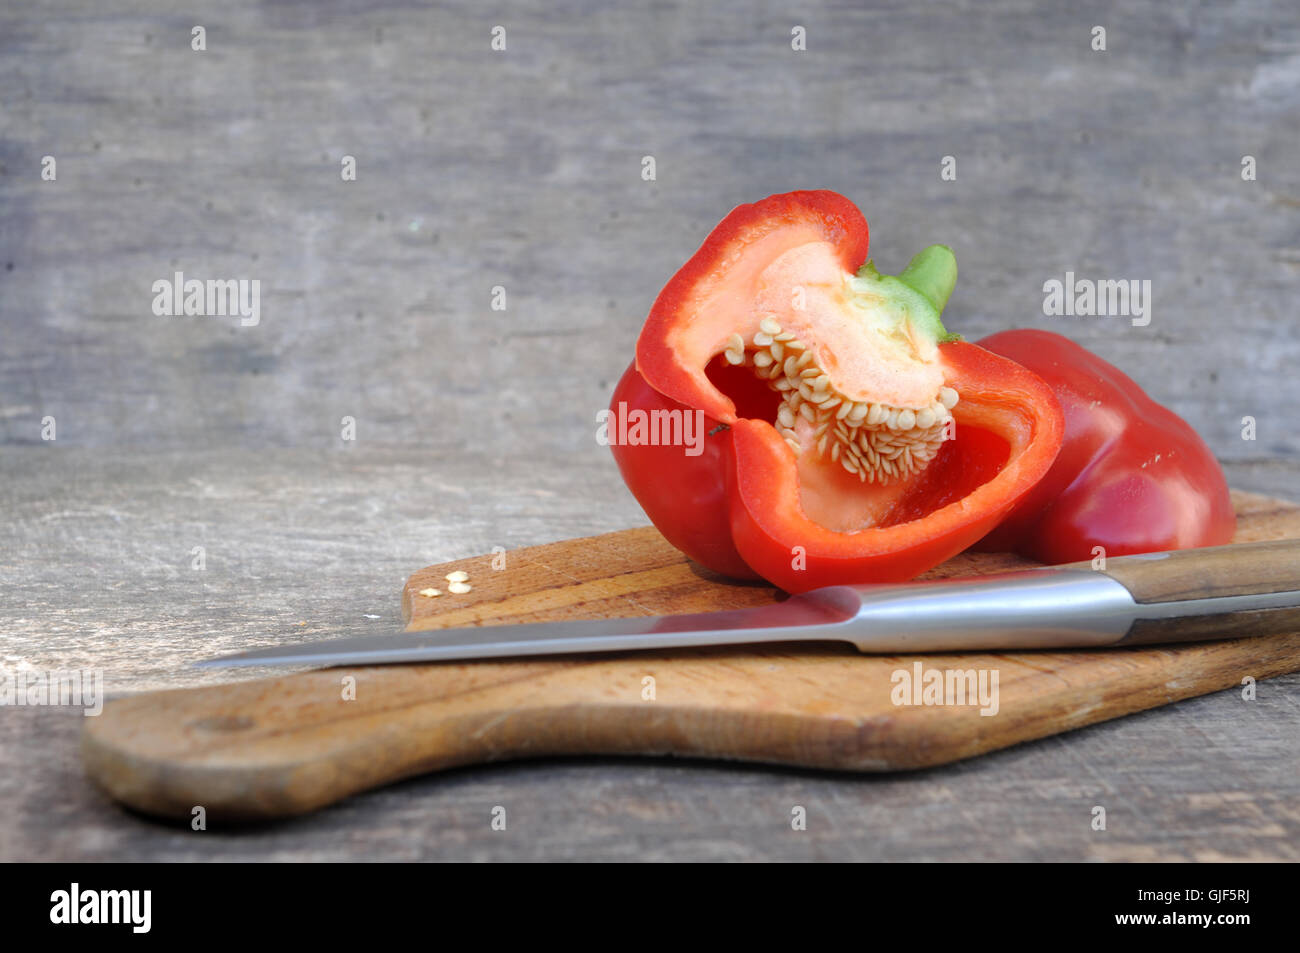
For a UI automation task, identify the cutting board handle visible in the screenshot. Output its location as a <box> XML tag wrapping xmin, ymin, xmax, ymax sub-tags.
<box><xmin>79</xmin><ymin>500</ymin><xmax>1300</xmax><ymax>822</ymax></box>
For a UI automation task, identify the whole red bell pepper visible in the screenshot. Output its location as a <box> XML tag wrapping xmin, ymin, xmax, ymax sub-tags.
<box><xmin>974</xmin><ymin>329</ymin><xmax>1235</xmax><ymax>563</ymax></box>
<box><xmin>607</xmin><ymin>190</ymin><xmax>1064</xmax><ymax>593</ymax></box>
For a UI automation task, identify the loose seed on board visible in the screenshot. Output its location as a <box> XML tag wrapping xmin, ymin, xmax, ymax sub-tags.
<box><xmin>418</xmin><ymin>588</ymin><xmax>441</xmax><ymax>598</ymax></box>
<box><xmin>448</xmin><ymin>581</ymin><xmax>473</xmax><ymax>594</ymax></box>
<box><xmin>445</xmin><ymin>570</ymin><xmax>469</xmax><ymax>583</ymax></box>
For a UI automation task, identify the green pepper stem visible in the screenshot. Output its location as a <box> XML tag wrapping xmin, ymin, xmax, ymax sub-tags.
<box><xmin>897</xmin><ymin>245</ymin><xmax>957</xmax><ymax>315</ymax></box>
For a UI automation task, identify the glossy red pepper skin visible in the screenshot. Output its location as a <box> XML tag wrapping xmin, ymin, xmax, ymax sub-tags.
<box><xmin>974</xmin><ymin>329</ymin><xmax>1235</xmax><ymax>563</ymax></box>
<box><xmin>610</xmin><ymin>191</ymin><xmax>1065</xmax><ymax>593</ymax></box>
<box><xmin>608</xmin><ymin>361</ymin><xmax>760</xmax><ymax>580</ymax></box>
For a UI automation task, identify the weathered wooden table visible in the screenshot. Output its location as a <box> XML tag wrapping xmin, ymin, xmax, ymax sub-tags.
<box><xmin>3</xmin><ymin>450</ymin><xmax>1297</xmax><ymax>860</ymax></box>
<box><xmin>1</xmin><ymin>0</ymin><xmax>1297</xmax><ymax>860</ymax></box>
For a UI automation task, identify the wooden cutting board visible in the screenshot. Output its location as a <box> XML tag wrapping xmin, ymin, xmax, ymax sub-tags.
<box><xmin>83</xmin><ymin>490</ymin><xmax>1300</xmax><ymax>821</ymax></box>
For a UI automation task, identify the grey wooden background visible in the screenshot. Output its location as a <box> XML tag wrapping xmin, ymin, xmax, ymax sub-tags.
<box><xmin>1</xmin><ymin>0</ymin><xmax>1297</xmax><ymax>860</ymax></box>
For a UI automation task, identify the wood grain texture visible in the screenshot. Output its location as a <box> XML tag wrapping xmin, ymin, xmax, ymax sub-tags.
<box><xmin>1125</xmin><ymin>606</ymin><xmax>1300</xmax><ymax>645</ymax></box>
<box><xmin>1095</xmin><ymin>538</ymin><xmax>1300</xmax><ymax>603</ymax></box>
<box><xmin>1</xmin><ymin>1</ymin><xmax>1298</xmax><ymax>465</ymax></box>
<box><xmin>81</xmin><ymin>490</ymin><xmax>1300</xmax><ymax>820</ymax></box>
<box><xmin>1</xmin><ymin>448</ymin><xmax>1295</xmax><ymax>860</ymax></box>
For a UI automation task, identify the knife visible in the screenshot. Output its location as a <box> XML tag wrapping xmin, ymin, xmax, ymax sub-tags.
<box><xmin>197</xmin><ymin>538</ymin><xmax>1300</xmax><ymax>668</ymax></box>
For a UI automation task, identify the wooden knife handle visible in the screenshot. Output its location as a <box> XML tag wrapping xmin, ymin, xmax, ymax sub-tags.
<box><xmin>1074</xmin><ymin>538</ymin><xmax>1300</xmax><ymax>603</ymax></box>
<box><xmin>1062</xmin><ymin>539</ymin><xmax>1300</xmax><ymax>646</ymax></box>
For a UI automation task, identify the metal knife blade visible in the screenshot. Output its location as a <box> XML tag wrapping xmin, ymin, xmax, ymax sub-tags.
<box><xmin>195</xmin><ymin>558</ymin><xmax>1300</xmax><ymax>669</ymax></box>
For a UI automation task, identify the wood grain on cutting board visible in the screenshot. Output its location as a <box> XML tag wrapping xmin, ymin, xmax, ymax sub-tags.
<box><xmin>83</xmin><ymin>491</ymin><xmax>1300</xmax><ymax>820</ymax></box>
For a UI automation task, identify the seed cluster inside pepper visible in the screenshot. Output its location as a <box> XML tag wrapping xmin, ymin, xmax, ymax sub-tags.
<box><xmin>722</xmin><ymin>318</ymin><xmax>959</xmax><ymax>484</ymax></box>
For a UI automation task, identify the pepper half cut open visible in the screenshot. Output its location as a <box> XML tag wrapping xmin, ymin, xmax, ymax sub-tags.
<box><xmin>611</xmin><ymin>190</ymin><xmax>1064</xmax><ymax>592</ymax></box>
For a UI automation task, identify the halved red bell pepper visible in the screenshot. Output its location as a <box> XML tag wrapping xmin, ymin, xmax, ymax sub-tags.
<box><xmin>609</xmin><ymin>190</ymin><xmax>1065</xmax><ymax>593</ymax></box>
<box><xmin>974</xmin><ymin>329</ymin><xmax>1235</xmax><ymax>563</ymax></box>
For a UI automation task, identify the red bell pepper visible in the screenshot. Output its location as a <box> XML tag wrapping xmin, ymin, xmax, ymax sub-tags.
<box><xmin>608</xmin><ymin>190</ymin><xmax>1064</xmax><ymax>593</ymax></box>
<box><xmin>974</xmin><ymin>329</ymin><xmax>1235</xmax><ymax>563</ymax></box>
